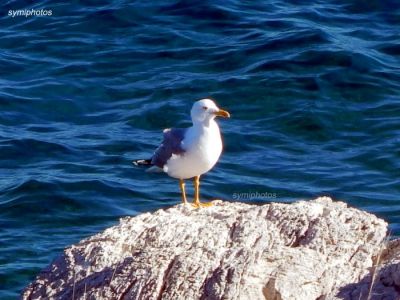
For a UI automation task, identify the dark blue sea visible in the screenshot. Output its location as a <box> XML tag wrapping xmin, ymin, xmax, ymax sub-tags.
<box><xmin>1</xmin><ymin>0</ymin><xmax>399</xmax><ymax>298</ymax></box>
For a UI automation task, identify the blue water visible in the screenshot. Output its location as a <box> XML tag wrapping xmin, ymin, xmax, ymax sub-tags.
<box><xmin>1</xmin><ymin>0</ymin><xmax>400</xmax><ymax>298</ymax></box>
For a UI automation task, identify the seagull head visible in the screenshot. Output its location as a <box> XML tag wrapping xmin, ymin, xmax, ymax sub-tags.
<box><xmin>191</xmin><ymin>99</ymin><xmax>230</xmax><ymax>124</ymax></box>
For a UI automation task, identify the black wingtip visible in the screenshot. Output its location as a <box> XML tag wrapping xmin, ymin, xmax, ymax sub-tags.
<box><xmin>132</xmin><ymin>159</ymin><xmax>152</xmax><ymax>166</ymax></box>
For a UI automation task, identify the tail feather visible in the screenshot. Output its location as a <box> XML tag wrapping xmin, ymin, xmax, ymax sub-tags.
<box><xmin>132</xmin><ymin>159</ymin><xmax>152</xmax><ymax>166</ymax></box>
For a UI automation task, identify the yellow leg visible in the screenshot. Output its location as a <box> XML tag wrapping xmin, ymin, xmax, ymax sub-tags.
<box><xmin>179</xmin><ymin>179</ymin><xmax>187</xmax><ymax>204</ymax></box>
<box><xmin>192</xmin><ymin>175</ymin><xmax>213</xmax><ymax>208</ymax></box>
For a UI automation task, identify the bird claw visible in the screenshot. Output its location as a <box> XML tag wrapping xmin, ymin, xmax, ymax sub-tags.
<box><xmin>192</xmin><ymin>201</ymin><xmax>214</xmax><ymax>208</ymax></box>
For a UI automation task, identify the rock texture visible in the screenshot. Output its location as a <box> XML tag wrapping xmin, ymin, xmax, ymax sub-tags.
<box><xmin>337</xmin><ymin>238</ymin><xmax>400</xmax><ymax>300</ymax></box>
<box><xmin>22</xmin><ymin>197</ymin><xmax>398</xmax><ymax>300</ymax></box>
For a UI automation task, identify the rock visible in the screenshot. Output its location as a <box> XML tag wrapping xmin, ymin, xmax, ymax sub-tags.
<box><xmin>22</xmin><ymin>197</ymin><xmax>395</xmax><ymax>300</ymax></box>
<box><xmin>337</xmin><ymin>238</ymin><xmax>400</xmax><ymax>300</ymax></box>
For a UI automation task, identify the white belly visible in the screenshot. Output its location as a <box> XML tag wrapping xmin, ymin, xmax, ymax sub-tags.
<box><xmin>164</xmin><ymin>123</ymin><xmax>223</xmax><ymax>179</ymax></box>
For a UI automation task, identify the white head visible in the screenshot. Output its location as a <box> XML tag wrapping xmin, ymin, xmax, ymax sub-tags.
<box><xmin>190</xmin><ymin>99</ymin><xmax>230</xmax><ymax>125</ymax></box>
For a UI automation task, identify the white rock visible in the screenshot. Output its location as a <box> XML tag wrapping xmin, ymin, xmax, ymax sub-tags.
<box><xmin>22</xmin><ymin>197</ymin><xmax>397</xmax><ymax>300</ymax></box>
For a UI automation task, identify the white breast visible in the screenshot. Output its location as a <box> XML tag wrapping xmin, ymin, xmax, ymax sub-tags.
<box><xmin>164</xmin><ymin>121</ymin><xmax>223</xmax><ymax>179</ymax></box>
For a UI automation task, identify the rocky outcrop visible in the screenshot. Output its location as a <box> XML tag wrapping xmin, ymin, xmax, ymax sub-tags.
<box><xmin>22</xmin><ymin>197</ymin><xmax>399</xmax><ymax>300</ymax></box>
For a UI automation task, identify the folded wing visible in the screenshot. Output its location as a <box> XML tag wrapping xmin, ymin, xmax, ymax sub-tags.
<box><xmin>151</xmin><ymin>128</ymin><xmax>187</xmax><ymax>169</ymax></box>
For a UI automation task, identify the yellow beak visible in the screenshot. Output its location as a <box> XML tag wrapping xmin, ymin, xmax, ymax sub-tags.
<box><xmin>214</xmin><ymin>109</ymin><xmax>230</xmax><ymax>118</ymax></box>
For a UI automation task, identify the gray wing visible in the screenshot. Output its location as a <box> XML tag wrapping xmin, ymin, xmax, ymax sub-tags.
<box><xmin>151</xmin><ymin>128</ymin><xmax>187</xmax><ymax>168</ymax></box>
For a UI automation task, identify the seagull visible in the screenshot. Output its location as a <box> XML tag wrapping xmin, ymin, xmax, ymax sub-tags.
<box><xmin>133</xmin><ymin>99</ymin><xmax>230</xmax><ymax>208</ymax></box>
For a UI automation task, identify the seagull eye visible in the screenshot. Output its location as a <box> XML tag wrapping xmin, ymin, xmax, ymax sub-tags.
<box><xmin>202</xmin><ymin>106</ymin><xmax>208</xmax><ymax>110</ymax></box>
